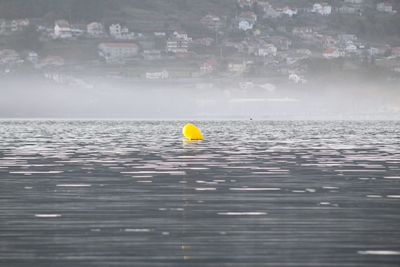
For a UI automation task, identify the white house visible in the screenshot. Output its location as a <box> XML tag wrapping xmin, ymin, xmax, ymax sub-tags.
<box><xmin>312</xmin><ymin>3</ymin><xmax>332</xmax><ymax>15</ymax></box>
<box><xmin>292</xmin><ymin>27</ymin><xmax>314</xmax><ymax>39</ymax></box>
<box><xmin>289</xmin><ymin>73</ymin><xmax>307</xmax><ymax>84</ymax></box>
<box><xmin>345</xmin><ymin>43</ymin><xmax>358</xmax><ymax>53</ymax></box>
<box><xmin>154</xmin><ymin>32</ymin><xmax>166</xmax><ymax>37</ymax></box>
<box><xmin>237</xmin><ymin>0</ymin><xmax>256</xmax><ymax>9</ymax></box>
<box><xmin>173</xmin><ymin>31</ymin><xmax>191</xmax><ymax>41</ymax></box>
<box><xmin>337</xmin><ymin>5</ymin><xmax>358</xmax><ymax>14</ymax></box>
<box><xmin>166</xmin><ymin>38</ymin><xmax>189</xmax><ymax>53</ymax></box>
<box><xmin>98</xmin><ymin>42</ymin><xmax>140</xmax><ymax>63</ymax></box>
<box><xmin>377</xmin><ymin>2</ymin><xmax>397</xmax><ymax>14</ymax></box>
<box><xmin>0</xmin><ymin>49</ymin><xmax>23</xmax><ymax>65</ymax></box>
<box><xmin>368</xmin><ymin>46</ymin><xmax>388</xmax><ymax>56</ymax></box>
<box><xmin>87</xmin><ymin>22</ymin><xmax>104</xmax><ymax>37</ymax></box>
<box><xmin>238</xmin><ymin>20</ymin><xmax>253</xmax><ymax>31</ymax></box>
<box><xmin>166</xmin><ymin>31</ymin><xmax>192</xmax><ymax>54</ymax></box>
<box><xmin>54</xmin><ymin>20</ymin><xmax>72</xmax><ymax>39</ymax></box>
<box><xmin>109</xmin><ymin>23</ymin><xmax>129</xmax><ymax>38</ymax></box>
<box><xmin>200</xmin><ymin>59</ymin><xmax>218</xmax><ymax>73</ymax></box>
<box><xmin>9</xmin><ymin>19</ymin><xmax>30</xmax><ymax>32</ymax></box>
<box><xmin>237</xmin><ymin>11</ymin><xmax>257</xmax><ymax>31</ymax></box>
<box><xmin>109</xmin><ymin>23</ymin><xmax>121</xmax><ymax>36</ymax></box>
<box><xmin>145</xmin><ymin>70</ymin><xmax>169</xmax><ymax>80</ymax></box>
<box><xmin>257</xmin><ymin>43</ymin><xmax>277</xmax><ymax>57</ymax></box>
<box><xmin>281</xmin><ymin>7</ymin><xmax>298</xmax><ymax>17</ymax></box>
<box><xmin>228</xmin><ymin>62</ymin><xmax>247</xmax><ymax>73</ymax></box>
<box><xmin>70</xmin><ymin>27</ymin><xmax>85</xmax><ymax>37</ymax></box>
<box><xmin>26</xmin><ymin>51</ymin><xmax>39</xmax><ymax>64</ymax></box>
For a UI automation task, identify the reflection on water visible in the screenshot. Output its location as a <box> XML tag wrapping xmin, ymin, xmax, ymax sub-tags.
<box><xmin>0</xmin><ymin>121</ymin><xmax>399</xmax><ymax>266</ymax></box>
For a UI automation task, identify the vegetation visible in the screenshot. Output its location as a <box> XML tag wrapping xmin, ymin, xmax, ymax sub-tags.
<box><xmin>0</xmin><ymin>0</ymin><xmax>235</xmax><ymax>21</ymax></box>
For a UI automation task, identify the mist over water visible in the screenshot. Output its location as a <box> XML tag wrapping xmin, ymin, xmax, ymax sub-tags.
<box><xmin>1</xmin><ymin>74</ymin><xmax>399</xmax><ymax>120</ymax></box>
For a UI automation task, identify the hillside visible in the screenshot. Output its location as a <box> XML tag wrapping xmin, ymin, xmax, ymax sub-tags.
<box><xmin>0</xmin><ymin>0</ymin><xmax>236</xmax><ymax>21</ymax></box>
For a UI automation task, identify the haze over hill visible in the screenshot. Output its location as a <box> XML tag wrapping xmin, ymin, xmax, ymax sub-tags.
<box><xmin>0</xmin><ymin>0</ymin><xmax>399</xmax><ymax>119</ymax></box>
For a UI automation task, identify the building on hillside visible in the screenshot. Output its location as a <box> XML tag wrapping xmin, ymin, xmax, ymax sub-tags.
<box><xmin>258</xmin><ymin>2</ymin><xmax>282</xmax><ymax>18</ymax></box>
<box><xmin>292</xmin><ymin>27</ymin><xmax>315</xmax><ymax>39</ymax></box>
<box><xmin>54</xmin><ymin>20</ymin><xmax>72</xmax><ymax>39</ymax></box>
<box><xmin>166</xmin><ymin>38</ymin><xmax>190</xmax><ymax>53</ymax></box>
<box><xmin>9</xmin><ymin>19</ymin><xmax>30</xmax><ymax>32</ymax></box>
<box><xmin>109</xmin><ymin>23</ymin><xmax>129</xmax><ymax>38</ymax></box>
<box><xmin>154</xmin><ymin>32</ymin><xmax>166</xmax><ymax>37</ymax></box>
<box><xmin>0</xmin><ymin>49</ymin><xmax>23</xmax><ymax>65</ymax></box>
<box><xmin>142</xmin><ymin>50</ymin><xmax>162</xmax><ymax>60</ymax></box>
<box><xmin>280</xmin><ymin>6</ymin><xmax>298</xmax><ymax>17</ymax></box>
<box><xmin>338</xmin><ymin>34</ymin><xmax>357</xmax><ymax>43</ymax></box>
<box><xmin>166</xmin><ymin>31</ymin><xmax>192</xmax><ymax>54</ymax></box>
<box><xmin>368</xmin><ymin>45</ymin><xmax>389</xmax><ymax>56</ymax></box>
<box><xmin>200</xmin><ymin>59</ymin><xmax>218</xmax><ymax>73</ymax></box>
<box><xmin>257</xmin><ymin>43</ymin><xmax>277</xmax><ymax>57</ymax></box>
<box><xmin>87</xmin><ymin>22</ymin><xmax>104</xmax><ymax>37</ymax></box>
<box><xmin>172</xmin><ymin>31</ymin><xmax>191</xmax><ymax>41</ymax></box>
<box><xmin>237</xmin><ymin>0</ymin><xmax>256</xmax><ymax>9</ymax></box>
<box><xmin>337</xmin><ymin>5</ymin><xmax>358</xmax><ymax>14</ymax></box>
<box><xmin>194</xmin><ymin>37</ymin><xmax>215</xmax><ymax>47</ymax></box>
<box><xmin>98</xmin><ymin>42</ymin><xmax>140</xmax><ymax>63</ymax></box>
<box><xmin>228</xmin><ymin>61</ymin><xmax>248</xmax><ymax>74</ymax></box>
<box><xmin>345</xmin><ymin>43</ymin><xmax>358</xmax><ymax>54</ymax></box>
<box><xmin>201</xmin><ymin>15</ymin><xmax>223</xmax><ymax>31</ymax></box>
<box><xmin>70</xmin><ymin>26</ymin><xmax>85</xmax><ymax>37</ymax></box>
<box><xmin>392</xmin><ymin>47</ymin><xmax>400</xmax><ymax>58</ymax></box>
<box><xmin>312</xmin><ymin>3</ymin><xmax>332</xmax><ymax>15</ymax></box>
<box><xmin>377</xmin><ymin>2</ymin><xmax>397</xmax><ymax>14</ymax></box>
<box><xmin>296</xmin><ymin>49</ymin><xmax>312</xmax><ymax>57</ymax></box>
<box><xmin>145</xmin><ymin>70</ymin><xmax>169</xmax><ymax>80</ymax></box>
<box><xmin>323</xmin><ymin>47</ymin><xmax>343</xmax><ymax>59</ymax></box>
<box><xmin>26</xmin><ymin>51</ymin><xmax>39</xmax><ymax>64</ymax></box>
<box><xmin>236</xmin><ymin>11</ymin><xmax>257</xmax><ymax>31</ymax></box>
<box><xmin>289</xmin><ymin>73</ymin><xmax>307</xmax><ymax>84</ymax></box>
<box><xmin>37</xmin><ymin>55</ymin><xmax>65</xmax><ymax>68</ymax></box>
<box><xmin>321</xmin><ymin>35</ymin><xmax>338</xmax><ymax>48</ymax></box>
<box><xmin>269</xmin><ymin>36</ymin><xmax>292</xmax><ymax>51</ymax></box>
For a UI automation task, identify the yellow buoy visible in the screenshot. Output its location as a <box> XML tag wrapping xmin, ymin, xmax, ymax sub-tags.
<box><xmin>182</xmin><ymin>123</ymin><xmax>204</xmax><ymax>141</ymax></box>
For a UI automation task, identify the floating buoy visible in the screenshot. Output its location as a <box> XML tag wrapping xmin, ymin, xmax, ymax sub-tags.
<box><xmin>182</xmin><ymin>123</ymin><xmax>204</xmax><ymax>141</ymax></box>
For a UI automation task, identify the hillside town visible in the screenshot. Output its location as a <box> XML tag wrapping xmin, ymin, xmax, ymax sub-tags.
<box><xmin>0</xmin><ymin>0</ymin><xmax>399</xmax><ymax>88</ymax></box>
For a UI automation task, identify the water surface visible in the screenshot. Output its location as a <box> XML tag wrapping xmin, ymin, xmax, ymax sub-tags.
<box><xmin>0</xmin><ymin>121</ymin><xmax>399</xmax><ymax>266</ymax></box>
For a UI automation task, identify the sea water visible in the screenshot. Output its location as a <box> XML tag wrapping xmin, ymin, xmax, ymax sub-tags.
<box><xmin>0</xmin><ymin>120</ymin><xmax>399</xmax><ymax>266</ymax></box>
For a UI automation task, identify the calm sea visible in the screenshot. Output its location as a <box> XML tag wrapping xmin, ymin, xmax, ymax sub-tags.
<box><xmin>0</xmin><ymin>121</ymin><xmax>399</xmax><ymax>266</ymax></box>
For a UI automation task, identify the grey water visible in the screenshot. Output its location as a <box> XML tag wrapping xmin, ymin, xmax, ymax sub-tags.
<box><xmin>0</xmin><ymin>120</ymin><xmax>399</xmax><ymax>267</ymax></box>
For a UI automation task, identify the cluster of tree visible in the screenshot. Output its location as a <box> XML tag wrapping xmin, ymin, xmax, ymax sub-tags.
<box><xmin>0</xmin><ymin>0</ymin><xmax>236</xmax><ymax>21</ymax></box>
<box><xmin>0</xmin><ymin>0</ymin><xmax>107</xmax><ymax>20</ymax></box>
<box><xmin>329</xmin><ymin>11</ymin><xmax>400</xmax><ymax>40</ymax></box>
